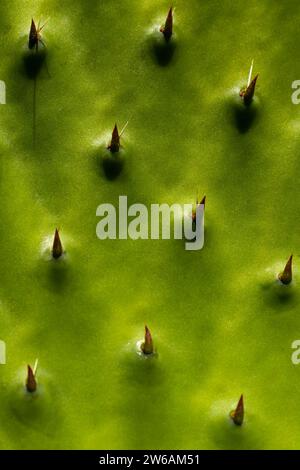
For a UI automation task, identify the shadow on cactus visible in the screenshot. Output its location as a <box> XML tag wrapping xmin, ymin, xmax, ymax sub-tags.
<box><xmin>102</xmin><ymin>156</ymin><xmax>124</xmax><ymax>180</ymax></box>
<box><xmin>232</xmin><ymin>101</ymin><xmax>259</xmax><ymax>133</ymax></box>
<box><xmin>152</xmin><ymin>36</ymin><xmax>176</xmax><ymax>67</ymax></box>
<box><xmin>47</xmin><ymin>260</ymin><xmax>69</xmax><ymax>292</ymax></box>
<box><xmin>22</xmin><ymin>49</ymin><xmax>47</xmax><ymax>79</ymax></box>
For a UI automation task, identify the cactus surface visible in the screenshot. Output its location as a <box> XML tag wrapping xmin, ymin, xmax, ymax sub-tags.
<box><xmin>0</xmin><ymin>0</ymin><xmax>299</xmax><ymax>450</ymax></box>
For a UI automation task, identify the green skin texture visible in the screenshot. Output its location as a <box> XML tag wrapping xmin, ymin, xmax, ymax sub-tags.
<box><xmin>0</xmin><ymin>0</ymin><xmax>299</xmax><ymax>450</ymax></box>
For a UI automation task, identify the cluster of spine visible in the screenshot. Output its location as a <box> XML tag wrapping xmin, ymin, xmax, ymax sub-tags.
<box><xmin>24</xmin><ymin>11</ymin><xmax>292</xmax><ymax>430</ymax></box>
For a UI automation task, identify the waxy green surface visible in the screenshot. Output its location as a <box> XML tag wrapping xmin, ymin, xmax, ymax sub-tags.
<box><xmin>0</xmin><ymin>0</ymin><xmax>300</xmax><ymax>449</ymax></box>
